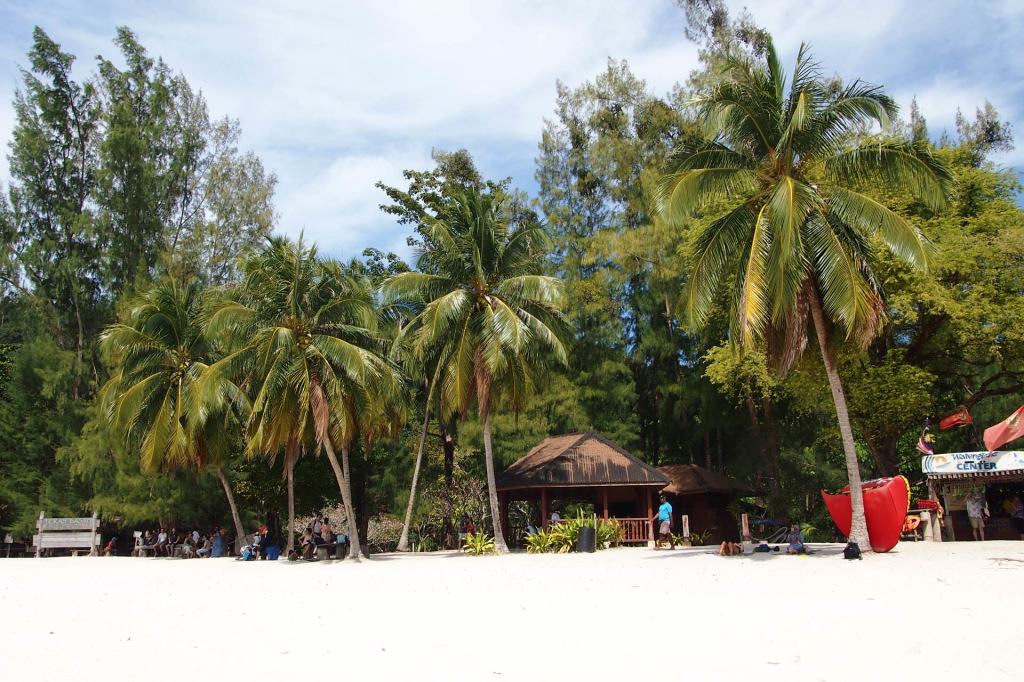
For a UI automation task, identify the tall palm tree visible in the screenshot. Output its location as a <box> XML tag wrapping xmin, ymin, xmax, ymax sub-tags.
<box><xmin>205</xmin><ymin>237</ymin><xmax>395</xmax><ymax>558</ymax></box>
<box><xmin>101</xmin><ymin>280</ymin><xmax>249</xmax><ymax>552</ymax></box>
<box><xmin>383</xmin><ymin>190</ymin><xmax>568</xmax><ymax>553</ymax></box>
<box><xmin>659</xmin><ymin>37</ymin><xmax>951</xmax><ymax>550</ymax></box>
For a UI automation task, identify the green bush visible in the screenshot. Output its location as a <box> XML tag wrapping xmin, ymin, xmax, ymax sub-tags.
<box><xmin>527</xmin><ymin>513</ymin><xmax>623</xmax><ymax>553</ymax></box>
<box><xmin>596</xmin><ymin>518</ymin><xmax>623</xmax><ymax>546</ymax></box>
<box><xmin>462</xmin><ymin>532</ymin><xmax>495</xmax><ymax>556</ymax></box>
<box><xmin>524</xmin><ymin>529</ymin><xmax>554</xmax><ymax>553</ymax></box>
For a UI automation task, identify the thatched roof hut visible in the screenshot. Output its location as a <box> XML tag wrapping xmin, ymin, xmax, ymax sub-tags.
<box><xmin>657</xmin><ymin>464</ymin><xmax>754</xmax><ymax>543</ymax></box>
<box><xmin>497</xmin><ymin>432</ymin><xmax>668</xmax><ymax>544</ymax></box>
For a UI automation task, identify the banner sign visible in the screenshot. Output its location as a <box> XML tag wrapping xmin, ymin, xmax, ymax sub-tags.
<box><xmin>921</xmin><ymin>451</ymin><xmax>1024</xmax><ymax>474</ymax></box>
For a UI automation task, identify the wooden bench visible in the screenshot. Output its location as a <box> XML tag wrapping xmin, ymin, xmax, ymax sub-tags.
<box><xmin>33</xmin><ymin>512</ymin><xmax>100</xmax><ymax>557</ymax></box>
<box><xmin>133</xmin><ymin>531</ymin><xmax>159</xmax><ymax>557</ymax></box>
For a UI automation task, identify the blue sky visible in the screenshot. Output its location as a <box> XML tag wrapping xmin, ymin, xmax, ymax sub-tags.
<box><xmin>1</xmin><ymin>0</ymin><xmax>1021</xmax><ymax>261</ymax></box>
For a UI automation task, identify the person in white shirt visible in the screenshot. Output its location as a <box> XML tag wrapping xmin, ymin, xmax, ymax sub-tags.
<box><xmin>966</xmin><ymin>489</ymin><xmax>989</xmax><ymax>541</ymax></box>
<box><xmin>550</xmin><ymin>511</ymin><xmax>561</xmax><ymax>525</ymax></box>
<box><xmin>156</xmin><ymin>529</ymin><xmax>168</xmax><ymax>556</ymax></box>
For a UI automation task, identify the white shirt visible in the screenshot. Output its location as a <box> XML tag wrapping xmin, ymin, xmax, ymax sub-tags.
<box><xmin>192</xmin><ymin>531</ymin><xmax>200</xmax><ymax>544</ymax></box>
<box><xmin>550</xmin><ymin>512</ymin><xmax>560</xmax><ymax>523</ymax></box>
<box><xmin>157</xmin><ymin>532</ymin><xmax>167</xmax><ymax>543</ymax></box>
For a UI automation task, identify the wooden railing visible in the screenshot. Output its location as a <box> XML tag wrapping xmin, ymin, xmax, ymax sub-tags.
<box><xmin>616</xmin><ymin>518</ymin><xmax>651</xmax><ymax>544</ymax></box>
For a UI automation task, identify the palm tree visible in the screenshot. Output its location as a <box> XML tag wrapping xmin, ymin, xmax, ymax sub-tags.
<box><xmin>383</xmin><ymin>190</ymin><xmax>568</xmax><ymax>553</ymax></box>
<box><xmin>101</xmin><ymin>280</ymin><xmax>249</xmax><ymax>552</ymax></box>
<box><xmin>395</xmin><ymin>367</ymin><xmax>439</xmax><ymax>553</ymax></box>
<box><xmin>205</xmin><ymin>237</ymin><xmax>395</xmax><ymax>558</ymax></box>
<box><xmin>658</xmin><ymin>37</ymin><xmax>950</xmax><ymax>550</ymax></box>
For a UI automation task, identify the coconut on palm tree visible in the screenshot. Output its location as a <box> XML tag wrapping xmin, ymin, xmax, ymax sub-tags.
<box><xmin>383</xmin><ymin>189</ymin><xmax>568</xmax><ymax>553</ymax></box>
<box><xmin>101</xmin><ymin>279</ymin><xmax>249</xmax><ymax>552</ymax></box>
<box><xmin>205</xmin><ymin>237</ymin><xmax>397</xmax><ymax>558</ymax></box>
<box><xmin>658</xmin><ymin>37</ymin><xmax>951</xmax><ymax>550</ymax></box>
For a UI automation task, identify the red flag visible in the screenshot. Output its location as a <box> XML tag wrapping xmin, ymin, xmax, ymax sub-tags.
<box><xmin>939</xmin><ymin>406</ymin><xmax>973</xmax><ymax>431</ymax></box>
<box><xmin>984</xmin><ymin>405</ymin><xmax>1024</xmax><ymax>451</ymax></box>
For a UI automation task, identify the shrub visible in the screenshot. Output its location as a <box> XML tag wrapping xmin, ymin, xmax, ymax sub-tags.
<box><xmin>524</xmin><ymin>529</ymin><xmax>554</xmax><ymax>554</ymax></box>
<box><xmin>462</xmin><ymin>532</ymin><xmax>495</xmax><ymax>556</ymax></box>
<box><xmin>596</xmin><ymin>518</ymin><xmax>623</xmax><ymax>547</ymax></box>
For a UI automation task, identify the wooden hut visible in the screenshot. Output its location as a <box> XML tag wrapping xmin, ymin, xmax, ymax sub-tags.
<box><xmin>657</xmin><ymin>464</ymin><xmax>754</xmax><ymax>543</ymax></box>
<box><xmin>497</xmin><ymin>432</ymin><xmax>669</xmax><ymax>546</ymax></box>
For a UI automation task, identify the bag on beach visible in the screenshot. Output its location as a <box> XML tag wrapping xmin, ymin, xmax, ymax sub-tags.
<box><xmin>843</xmin><ymin>542</ymin><xmax>862</xmax><ymax>560</ymax></box>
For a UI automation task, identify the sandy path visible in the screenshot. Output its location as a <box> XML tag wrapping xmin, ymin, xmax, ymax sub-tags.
<box><xmin>0</xmin><ymin>541</ymin><xmax>1021</xmax><ymax>681</ymax></box>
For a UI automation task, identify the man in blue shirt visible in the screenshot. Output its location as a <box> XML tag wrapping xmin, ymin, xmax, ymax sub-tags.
<box><xmin>653</xmin><ymin>494</ymin><xmax>675</xmax><ymax>549</ymax></box>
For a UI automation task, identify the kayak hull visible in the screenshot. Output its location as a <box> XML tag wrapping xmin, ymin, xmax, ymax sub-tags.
<box><xmin>821</xmin><ymin>476</ymin><xmax>911</xmax><ymax>552</ymax></box>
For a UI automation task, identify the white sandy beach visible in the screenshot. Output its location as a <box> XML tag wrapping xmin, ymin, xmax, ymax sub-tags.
<box><xmin>1</xmin><ymin>541</ymin><xmax>1021</xmax><ymax>681</ymax></box>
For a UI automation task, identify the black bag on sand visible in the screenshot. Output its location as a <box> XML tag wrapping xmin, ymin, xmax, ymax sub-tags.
<box><xmin>843</xmin><ymin>542</ymin><xmax>862</xmax><ymax>560</ymax></box>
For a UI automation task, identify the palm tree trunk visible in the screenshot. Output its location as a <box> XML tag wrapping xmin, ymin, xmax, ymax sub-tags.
<box><xmin>807</xmin><ymin>287</ymin><xmax>871</xmax><ymax>551</ymax></box>
<box><xmin>215</xmin><ymin>465</ymin><xmax>245</xmax><ymax>555</ymax></box>
<box><xmin>481</xmin><ymin>407</ymin><xmax>508</xmax><ymax>553</ymax></box>
<box><xmin>286</xmin><ymin>459</ymin><xmax>296</xmax><ymax>555</ymax></box>
<box><xmin>323</xmin><ymin>440</ymin><xmax>362</xmax><ymax>561</ymax></box>
<box><xmin>397</xmin><ymin>403</ymin><xmax>431</xmax><ymax>552</ymax></box>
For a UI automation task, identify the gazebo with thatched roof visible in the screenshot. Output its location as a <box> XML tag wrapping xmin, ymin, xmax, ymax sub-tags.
<box><xmin>496</xmin><ymin>432</ymin><xmax>669</xmax><ymax>545</ymax></box>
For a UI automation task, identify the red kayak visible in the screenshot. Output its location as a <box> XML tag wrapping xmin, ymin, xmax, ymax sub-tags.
<box><xmin>821</xmin><ymin>476</ymin><xmax>910</xmax><ymax>552</ymax></box>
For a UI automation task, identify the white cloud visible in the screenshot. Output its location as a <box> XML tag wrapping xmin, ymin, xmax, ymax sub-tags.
<box><xmin>1</xmin><ymin>0</ymin><xmax>1021</xmax><ymax>255</ymax></box>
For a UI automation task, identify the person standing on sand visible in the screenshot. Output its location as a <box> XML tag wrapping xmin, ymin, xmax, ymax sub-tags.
<box><xmin>966</xmin><ymin>489</ymin><xmax>989</xmax><ymax>541</ymax></box>
<box><xmin>652</xmin><ymin>494</ymin><xmax>675</xmax><ymax>549</ymax></box>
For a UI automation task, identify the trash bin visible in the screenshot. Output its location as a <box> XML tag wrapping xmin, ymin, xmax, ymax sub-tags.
<box><xmin>576</xmin><ymin>526</ymin><xmax>596</xmax><ymax>553</ymax></box>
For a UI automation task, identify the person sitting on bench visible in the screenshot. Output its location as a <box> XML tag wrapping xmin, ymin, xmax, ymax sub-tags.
<box><xmin>317</xmin><ymin>518</ymin><xmax>333</xmax><ymax>544</ymax></box>
<box><xmin>167</xmin><ymin>528</ymin><xmax>180</xmax><ymax>557</ymax></box>
<box><xmin>155</xmin><ymin>528</ymin><xmax>168</xmax><ymax>556</ymax></box>
<box><xmin>196</xmin><ymin>533</ymin><xmax>212</xmax><ymax>558</ymax></box>
<box><xmin>301</xmin><ymin>528</ymin><xmax>317</xmax><ymax>561</ymax></box>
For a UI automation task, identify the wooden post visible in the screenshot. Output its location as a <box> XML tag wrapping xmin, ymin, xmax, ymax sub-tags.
<box><xmin>36</xmin><ymin>511</ymin><xmax>44</xmax><ymax>558</ymax></box>
<box><xmin>646</xmin><ymin>489</ymin><xmax>654</xmax><ymax>545</ymax></box>
<box><xmin>741</xmin><ymin>513</ymin><xmax>751</xmax><ymax>542</ymax></box>
<box><xmin>602</xmin><ymin>488</ymin><xmax>609</xmax><ymax>520</ymax></box>
<box><xmin>89</xmin><ymin>511</ymin><xmax>98</xmax><ymax>557</ymax></box>
<box><xmin>681</xmin><ymin>515</ymin><xmax>690</xmax><ymax>545</ymax></box>
<box><xmin>541</xmin><ymin>489</ymin><xmax>549</xmax><ymax>531</ymax></box>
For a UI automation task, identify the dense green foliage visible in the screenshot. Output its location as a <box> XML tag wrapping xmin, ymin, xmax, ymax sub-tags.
<box><xmin>1</xmin><ymin>8</ymin><xmax>1022</xmax><ymax>550</ymax></box>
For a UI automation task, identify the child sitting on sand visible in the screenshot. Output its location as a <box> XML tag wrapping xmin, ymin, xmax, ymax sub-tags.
<box><xmin>787</xmin><ymin>524</ymin><xmax>806</xmax><ymax>554</ymax></box>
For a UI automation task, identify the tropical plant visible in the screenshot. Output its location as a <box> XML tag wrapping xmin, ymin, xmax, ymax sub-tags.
<box><xmin>383</xmin><ymin>189</ymin><xmax>568</xmax><ymax>553</ymax></box>
<box><xmin>524</xmin><ymin>529</ymin><xmax>554</xmax><ymax>554</ymax></box>
<box><xmin>205</xmin><ymin>237</ymin><xmax>396</xmax><ymax>557</ymax></box>
<box><xmin>100</xmin><ymin>280</ymin><xmax>248</xmax><ymax>551</ymax></box>
<box><xmin>547</xmin><ymin>520</ymin><xmax>578</xmax><ymax>553</ymax></box>
<box><xmin>462</xmin><ymin>531</ymin><xmax>496</xmax><ymax>556</ymax></box>
<box><xmin>596</xmin><ymin>518</ymin><xmax>624</xmax><ymax>547</ymax></box>
<box><xmin>658</xmin><ymin>35</ymin><xmax>951</xmax><ymax>549</ymax></box>
<box><xmin>688</xmin><ymin>528</ymin><xmax>715</xmax><ymax>546</ymax></box>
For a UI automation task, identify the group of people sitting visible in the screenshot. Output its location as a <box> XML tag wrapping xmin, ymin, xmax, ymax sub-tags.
<box><xmin>136</xmin><ymin>527</ymin><xmax>229</xmax><ymax>558</ymax></box>
<box><xmin>289</xmin><ymin>513</ymin><xmax>348</xmax><ymax>561</ymax></box>
<box><xmin>719</xmin><ymin>524</ymin><xmax>807</xmax><ymax>556</ymax></box>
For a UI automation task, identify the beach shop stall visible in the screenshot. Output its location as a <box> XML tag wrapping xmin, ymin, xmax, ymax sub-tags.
<box><xmin>922</xmin><ymin>451</ymin><xmax>1024</xmax><ymax>540</ymax></box>
<box><xmin>496</xmin><ymin>432</ymin><xmax>669</xmax><ymax>547</ymax></box>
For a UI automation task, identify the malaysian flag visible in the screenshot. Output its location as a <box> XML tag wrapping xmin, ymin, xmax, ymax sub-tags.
<box><xmin>916</xmin><ymin>425</ymin><xmax>935</xmax><ymax>455</ymax></box>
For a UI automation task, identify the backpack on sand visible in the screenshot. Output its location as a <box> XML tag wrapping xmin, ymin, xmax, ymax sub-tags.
<box><xmin>843</xmin><ymin>542</ymin><xmax>862</xmax><ymax>560</ymax></box>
